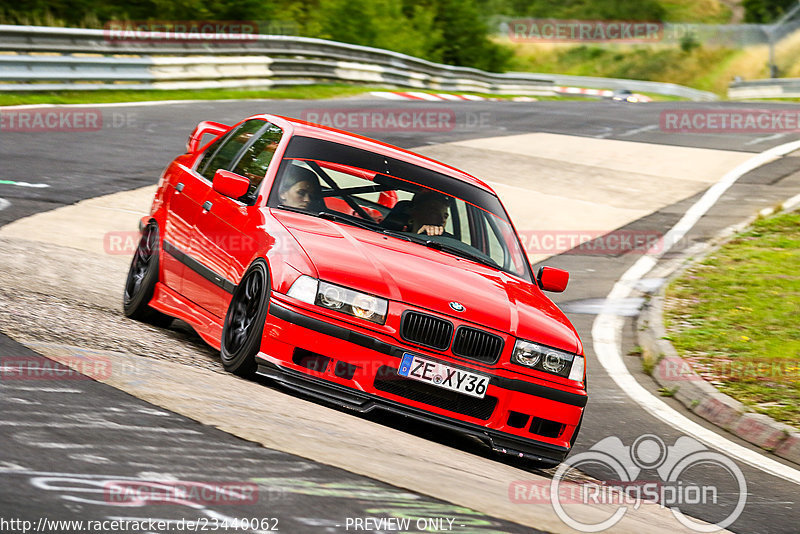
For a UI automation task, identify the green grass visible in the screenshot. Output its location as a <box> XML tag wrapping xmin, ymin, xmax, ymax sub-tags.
<box><xmin>664</xmin><ymin>210</ymin><xmax>800</xmax><ymax>428</ymax></box>
<box><xmin>0</xmin><ymin>84</ymin><xmax>389</xmax><ymax>106</ymax></box>
<box><xmin>659</xmin><ymin>0</ymin><xmax>733</xmax><ymax>23</ymax></box>
<box><xmin>508</xmin><ymin>43</ymin><xmax>740</xmax><ymax>96</ymax></box>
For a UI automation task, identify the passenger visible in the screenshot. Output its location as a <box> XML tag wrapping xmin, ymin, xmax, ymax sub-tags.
<box><xmin>278</xmin><ymin>166</ymin><xmax>322</xmax><ymax>210</ymax></box>
<box><xmin>408</xmin><ymin>190</ymin><xmax>450</xmax><ymax>236</ymax></box>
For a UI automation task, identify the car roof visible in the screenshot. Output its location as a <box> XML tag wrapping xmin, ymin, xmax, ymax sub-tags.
<box><xmin>245</xmin><ymin>114</ymin><xmax>496</xmax><ymax>193</ymax></box>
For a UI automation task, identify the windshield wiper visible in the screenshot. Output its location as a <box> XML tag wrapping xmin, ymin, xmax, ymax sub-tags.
<box><xmin>275</xmin><ymin>205</ymin><xmax>311</xmax><ymax>215</ymax></box>
<box><xmin>422</xmin><ymin>240</ymin><xmax>499</xmax><ymax>269</ymax></box>
<box><xmin>318</xmin><ymin>211</ymin><xmax>380</xmax><ymax>232</ymax></box>
<box><xmin>379</xmin><ymin>228</ymin><xmax>413</xmax><ymax>242</ymax></box>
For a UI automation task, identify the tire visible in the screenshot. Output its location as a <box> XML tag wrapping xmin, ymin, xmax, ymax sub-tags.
<box><xmin>123</xmin><ymin>222</ymin><xmax>172</xmax><ymax>327</ymax></box>
<box><xmin>220</xmin><ymin>260</ymin><xmax>270</xmax><ymax>377</ymax></box>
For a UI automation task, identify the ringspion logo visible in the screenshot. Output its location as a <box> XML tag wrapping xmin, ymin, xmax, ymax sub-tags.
<box><xmin>511</xmin><ymin>434</ymin><xmax>747</xmax><ymax>532</ymax></box>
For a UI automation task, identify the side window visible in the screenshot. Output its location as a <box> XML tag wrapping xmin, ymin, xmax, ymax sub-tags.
<box><xmin>196</xmin><ymin>119</ymin><xmax>265</xmax><ymax>182</ymax></box>
<box><xmin>458</xmin><ymin>202</ymin><xmax>475</xmax><ymax>247</ymax></box>
<box><xmin>482</xmin><ymin>214</ymin><xmax>506</xmax><ymax>267</ymax></box>
<box><xmin>462</xmin><ymin>205</ymin><xmax>505</xmax><ymax>266</ymax></box>
<box><xmin>443</xmin><ymin>199</ymin><xmax>456</xmax><ymax>235</ymax></box>
<box><xmin>232</xmin><ymin>123</ymin><xmax>283</xmax><ymax>198</ymax></box>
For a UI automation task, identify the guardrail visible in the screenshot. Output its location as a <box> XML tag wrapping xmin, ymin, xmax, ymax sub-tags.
<box><xmin>0</xmin><ymin>24</ymin><xmax>718</xmax><ymax>100</ymax></box>
<box><xmin>729</xmin><ymin>78</ymin><xmax>800</xmax><ymax>99</ymax></box>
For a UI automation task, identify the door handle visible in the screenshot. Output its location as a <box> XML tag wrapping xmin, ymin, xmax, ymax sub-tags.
<box><xmin>175</xmin><ymin>182</ymin><xmax>185</xmax><ymax>192</ymax></box>
<box><xmin>202</xmin><ymin>201</ymin><xmax>213</xmax><ymax>211</ymax></box>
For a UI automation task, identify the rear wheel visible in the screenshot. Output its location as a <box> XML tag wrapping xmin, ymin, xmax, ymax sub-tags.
<box><xmin>123</xmin><ymin>222</ymin><xmax>172</xmax><ymax>327</ymax></box>
<box><xmin>221</xmin><ymin>260</ymin><xmax>270</xmax><ymax>377</ymax></box>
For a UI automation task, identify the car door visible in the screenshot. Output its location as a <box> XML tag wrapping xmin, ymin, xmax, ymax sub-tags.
<box><xmin>159</xmin><ymin>159</ymin><xmax>201</xmax><ymax>292</ymax></box>
<box><xmin>184</xmin><ymin>121</ymin><xmax>283</xmax><ymax>318</ymax></box>
<box><xmin>162</xmin><ymin>119</ymin><xmax>265</xmax><ymax>297</ymax></box>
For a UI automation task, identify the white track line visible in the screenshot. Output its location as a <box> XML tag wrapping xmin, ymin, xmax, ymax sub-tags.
<box><xmin>592</xmin><ymin>139</ymin><xmax>800</xmax><ymax>486</ymax></box>
<box><xmin>0</xmin><ymin>180</ymin><xmax>49</xmax><ymax>188</ymax></box>
<box><xmin>0</xmin><ymin>198</ymin><xmax>9</xmax><ymax>211</ymax></box>
<box><xmin>369</xmin><ymin>91</ymin><xmax>412</xmax><ymax>101</ymax></box>
<box><xmin>434</xmin><ymin>93</ymin><xmax>463</xmax><ymax>101</ymax></box>
<box><xmin>403</xmin><ymin>91</ymin><xmax>445</xmax><ymax>101</ymax></box>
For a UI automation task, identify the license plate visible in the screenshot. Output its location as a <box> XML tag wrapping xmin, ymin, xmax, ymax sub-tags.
<box><xmin>398</xmin><ymin>353</ymin><xmax>489</xmax><ymax>399</ymax></box>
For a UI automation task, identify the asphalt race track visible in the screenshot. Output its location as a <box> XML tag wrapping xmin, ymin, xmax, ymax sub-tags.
<box><xmin>1</xmin><ymin>98</ymin><xmax>799</xmax><ymax>533</ymax></box>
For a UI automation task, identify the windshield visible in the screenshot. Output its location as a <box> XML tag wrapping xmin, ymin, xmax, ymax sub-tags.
<box><xmin>268</xmin><ymin>136</ymin><xmax>532</xmax><ymax>281</ymax></box>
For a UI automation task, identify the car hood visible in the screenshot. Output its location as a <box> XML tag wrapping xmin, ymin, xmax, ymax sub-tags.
<box><xmin>274</xmin><ymin>211</ymin><xmax>580</xmax><ymax>353</ymax></box>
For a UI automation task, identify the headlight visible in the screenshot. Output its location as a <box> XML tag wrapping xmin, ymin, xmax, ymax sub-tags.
<box><xmin>286</xmin><ymin>276</ymin><xmax>388</xmax><ymax>324</ymax></box>
<box><xmin>316</xmin><ymin>281</ymin><xmax>387</xmax><ymax>324</ymax></box>
<box><xmin>351</xmin><ymin>293</ymin><xmax>381</xmax><ymax>320</ymax></box>
<box><xmin>512</xmin><ymin>339</ymin><xmax>584</xmax><ymax>381</ymax></box>
<box><xmin>319</xmin><ymin>284</ymin><xmax>345</xmax><ymax>309</ymax></box>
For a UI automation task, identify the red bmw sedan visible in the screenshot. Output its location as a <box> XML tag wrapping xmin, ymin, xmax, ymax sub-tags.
<box><xmin>124</xmin><ymin>114</ymin><xmax>587</xmax><ymax>466</ymax></box>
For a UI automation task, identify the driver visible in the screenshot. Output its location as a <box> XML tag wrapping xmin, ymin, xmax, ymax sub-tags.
<box><xmin>408</xmin><ymin>190</ymin><xmax>450</xmax><ymax>236</ymax></box>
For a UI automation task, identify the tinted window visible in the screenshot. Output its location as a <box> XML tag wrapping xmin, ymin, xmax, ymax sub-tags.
<box><xmin>281</xmin><ymin>136</ymin><xmax>506</xmax><ymax>218</ymax></box>
<box><xmin>232</xmin><ymin>123</ymin><xmax>283</xmax><ymax>199</ymax></box>
<box><xmin>196</xmin><ymin>119</ymin><xmax>265</xmax><ymax>182</ymax></box>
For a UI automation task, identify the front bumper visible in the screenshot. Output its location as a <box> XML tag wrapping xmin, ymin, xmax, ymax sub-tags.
<box><xmin>256</xmin><ymin>298</ymin><xmax>587</xmax><ymax>465</ymax></box>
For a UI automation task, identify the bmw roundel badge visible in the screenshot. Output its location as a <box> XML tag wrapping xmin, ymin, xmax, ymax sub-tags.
<box><xmin>449</xmin><ymin>301</ymin><xmax>465</xmax><ymax>312</ymax></box>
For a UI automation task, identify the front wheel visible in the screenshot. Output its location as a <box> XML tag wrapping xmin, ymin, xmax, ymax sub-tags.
<box><xmin>123</xmin><ymin>222</ymin><xmax>172</xmax><ymax>327</ymax></box>
<box><xmin>220</xmin><ymin>260</ymin><xmax>270</xmax><ymax>377</ymax></box>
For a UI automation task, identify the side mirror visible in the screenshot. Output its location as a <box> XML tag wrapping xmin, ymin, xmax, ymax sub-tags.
<box><xmin>187</xmin><ymin>121</ymin><xmax>229</xmax><ymax>153</ymax></box>
<box><xmin>537</xmin><ymin>266</ymin><xmax>569</xmax><ymax>293</ymax></box>
<box><xmin>213</xmin><ymin>170</ymin><xmax>250</xmax><ymax>199</ymax></box>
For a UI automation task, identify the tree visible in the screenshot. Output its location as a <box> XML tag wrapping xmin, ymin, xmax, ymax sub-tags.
<box><xmin>743</xmin><ymin>0</ymin><xmax>797</xmax><ymax>23</ymax></box>
<box><xmin>311</xmin><ymin>0</ymin><xmax>442</xmax><ymax>61</ymax></box>
<box><xmin>430</xmin><ymin>0</ymin><xmax>512</xmax><ymax>72</ymax></box>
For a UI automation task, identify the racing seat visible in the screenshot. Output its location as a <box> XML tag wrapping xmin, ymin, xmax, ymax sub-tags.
<box><xmin>379</xmin><ymin>200</ymin><xmax>412</xmax><ymax>231</ymax></box>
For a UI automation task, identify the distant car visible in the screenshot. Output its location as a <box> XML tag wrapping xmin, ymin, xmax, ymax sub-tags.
<box><xmin>123</xmin><ymin>114</ymin><xmax>587</xmax><ymax>465</ymax></box>
<box><xmin>609</xmin><ymin>89</ymin><xmax>651</xmax><ymax>103</ymax></box>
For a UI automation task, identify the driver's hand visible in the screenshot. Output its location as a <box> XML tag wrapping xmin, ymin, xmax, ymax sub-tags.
<box><xmin>417</xmin><ymin>225</ymin><xmax>444</xmax><ymax>236</ymax></box>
